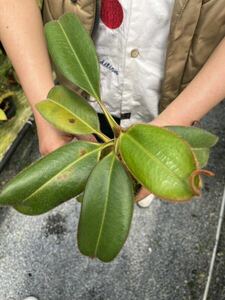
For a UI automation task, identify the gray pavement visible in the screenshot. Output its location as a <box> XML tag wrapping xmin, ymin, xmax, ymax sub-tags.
<box><xmin>0</xmin><ymin>101</ymin><xmax>225</xmax><ymax>300</ymax></box>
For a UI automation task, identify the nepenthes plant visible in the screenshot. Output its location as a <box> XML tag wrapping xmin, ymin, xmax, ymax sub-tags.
<box><xmin>0</xmin><ymin>13</ymin><xmax>218</xmax><ymax>262</ymax></box>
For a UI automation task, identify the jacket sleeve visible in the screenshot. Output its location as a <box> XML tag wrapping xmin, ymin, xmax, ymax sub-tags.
<box><xmin>42</xmin><ymin>0</ymin><xmax>97</xmax><ymax>35</ymax></box>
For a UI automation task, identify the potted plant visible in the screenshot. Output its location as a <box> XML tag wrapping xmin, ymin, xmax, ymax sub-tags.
<box><xmin>0</xmin><ymin>13</ymin><xmax>218</xmax><ymax>262</ymax></box>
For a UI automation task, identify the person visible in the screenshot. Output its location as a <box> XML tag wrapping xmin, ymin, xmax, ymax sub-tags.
<box><xmin>0</xmin><ymin>2</ymin><xmax>225</xmax><ymax>299</ymax></box>
<box><xmin>0</xmin><ymin>0</ymin><xmax>225</xmax><ymax>208</ymax></box>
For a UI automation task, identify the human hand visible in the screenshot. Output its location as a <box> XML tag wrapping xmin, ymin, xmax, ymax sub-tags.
<box><xmin>36</xmin><ymin>121</ymin><xmax>75</xmax><ymax>156</ymax></box>
<box><xmin>73</xmin><ymin>134</ymin><xmax>97</xmax><ymax>143</ymax></box>
<box><xmin>37</xmin><ymin>126</ymin><xmax>97</xmax><ymax>157</ymax></box>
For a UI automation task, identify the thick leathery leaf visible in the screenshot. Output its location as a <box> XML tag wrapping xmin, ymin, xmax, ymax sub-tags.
<box><xmin>45</xmin><ymin>13</ymin><xmax>100</xmax><ymax>100</ymax></box>
<box><xmin>192</xmin><ymin>148</ymin><xmax>210</xmax><ymax>168</ymax></box>
<box><xmin>0</xmin><ymin>109</ymin><xmax>7</xmax><ymax>120</ymax></box>
<box><xmin>78</xmin><ymin>152</ymin><xmax>134</xmax><ymax>262</ymax></box>
<box><xmin>76</xmin><ymin>193</ymin><xmax>83</xmax><ymax>203</ymax></box>
<box><xmin>36</xmin><ymin>86</ymin><xmax>100</xmax><ymax>135</ymax></box>
<box><xmin>0</xmin><ymin>141</ymin><xmax>101</xmax><ymax>215</ymax></box>
<box><xmin>165</xmin><ymin>126</ymin><xmax>218</xmax><ymax>168</ymax></box>
<box><xmin>119</xmin><ymin>124</ymin><xmax>200</xmax><ymax>201</ymax></box>
<box><xmin>165</xmin><ymin>126</ymin><xmax>218</xmax><ymax>148</ymax></box>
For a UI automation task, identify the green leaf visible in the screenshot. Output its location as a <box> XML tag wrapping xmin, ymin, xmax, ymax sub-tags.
<box><xmin>119</xmin><ymin>124</ymin><xmax>201</xmax><ymax>201</ymax></box>
<box><xmin>36</xmin><ymin>86</ymin><xmax>100</xmax><ymax>135</ymax></box>
<box><xmin>78</xmin><ymin>152</ymin><xmax>134</xmax><ymax>262</ymax></box>
<box><xmin>165</xmin><ymin>126</ymin><xmax>218</xmax><ymax>148</ymax></box>
<box><xmin>45</xmin><ymin>13</ymin><xmax>100</xmax><ymax>100</ymax></box>
<box><xmin>0</xmin><ymin>141</ymin><xmax>101</xmax><ymax>215</ymax></box>
<box><xmin>165</xmin><ymin>126</ymin><xmax>218</xmax><ymax>168</ymax></box>
<box><xmin>0</xmin><ymin>109</ymin><xmax>7</xmax><ymax>121</ymax></box>
<box><xmin>192</xmin><ymin>148</ymin><xmax>210</xmax><ymax>168</ymax></box>
<box><xmin>76</xmin><ymin>193</ymin><xmax>83</xmax><ymax>203</ymax></box>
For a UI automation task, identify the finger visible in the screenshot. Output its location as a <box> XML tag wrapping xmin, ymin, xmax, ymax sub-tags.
<box><xmin>63</xmin><ymin>134</ymin><xmax>75</xmax><ymax>141</ymax></box>
<box><xmin>75</xmin><ymin>134</ymin><xmax>97</xmax><ymax>143</ymax></box>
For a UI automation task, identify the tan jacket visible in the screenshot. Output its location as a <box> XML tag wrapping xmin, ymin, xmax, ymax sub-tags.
<box><xmin>43</xmin><ymin>0</ymin><xmax>225</xmax><ymax>113</ymax></box>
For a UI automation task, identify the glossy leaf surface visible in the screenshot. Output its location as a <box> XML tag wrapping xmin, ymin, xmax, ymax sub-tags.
<box><xmin>78</xmin><ymin>152</ymin><xmax>134</xmax><ymax>262</ymax></box>
<box><xmin>36</xmin><ymin>86</ymin><xmax>100</xmax><ymax>135</ymax></box>
<box><xmin>119</xmin><ymin>124</ymin><xmax>200</xmax><ymax>201</ymax></box>
<box><xmin>45</xmin><ymin>13</ymin><xmax>101</xmax><ymax>100</ymax></box>
<box><xmin>0</xmin><ymin>141</ymin><xmax>101</xmax><ymax>215</ymax></box>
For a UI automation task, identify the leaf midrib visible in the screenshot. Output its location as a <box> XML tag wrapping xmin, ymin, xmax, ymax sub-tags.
<box><xmin>22</xmin><ymin>146</ymin><xmax>100</xmax><ymax>204</ymax></box>
<box><xmin>57</xmin><ymin>21</ymin><xmax>99</xmax><ymax>100</ymax></box>
<box><xmin>47</xmin><ymin>98</ymin><xmax>99</xmax><ymax>133</ymax></box>
<box><xmin>94</xmin><ymin>154</ymin><xmax>115</xmax><ymax>257</ymax></box>
<box><xmin>125</xmin><ymin>134</ymin><xmax>192</xmax><ymax>191</ymax></box>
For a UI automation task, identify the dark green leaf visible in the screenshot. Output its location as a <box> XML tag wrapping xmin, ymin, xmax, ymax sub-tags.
<box><xmin>45</xmin><ymin>13</ymin><xmax>101</xmax><ymax>100</ymax></box>
<box><xmin>78</xmin><ymin>152</ymin><xmax>134</xmax><ymax>262</ymax></box>
<box><xmin>0</xmin><ymin>141</ymin><xmax>101</xmax><ymax>215</ymax></box>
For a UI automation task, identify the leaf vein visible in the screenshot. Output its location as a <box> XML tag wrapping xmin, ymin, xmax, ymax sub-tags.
<box><xmin>22</xmin><ymin>146</ymin><xmax>100</xmax><ymax>204</ymax></box>
<box><xmin>48</xmin><ymin>98</ymin><xmax>99</xmax><ymax>133</ymax></box>
<box><xmin>125</xmin><ymin>135</ymin><xmax>191</xmax><ymax>191</ymax></box>
<box><xmin>57</xmin><ymin>21</ymin><xmax>99</xmax><ymax>100</ymax></box>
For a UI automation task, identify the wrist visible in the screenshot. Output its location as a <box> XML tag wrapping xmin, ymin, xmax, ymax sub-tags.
<box><xmin>150</xmin><ymin>115</ymin><xmax>195</xmax><ymax>127</ymax></box>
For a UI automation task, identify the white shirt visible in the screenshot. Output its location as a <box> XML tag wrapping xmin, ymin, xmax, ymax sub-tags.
<box><xmin>89</xmin><ymin>0</ymin><xmax>175</xmax><ymax>128</ymax></box>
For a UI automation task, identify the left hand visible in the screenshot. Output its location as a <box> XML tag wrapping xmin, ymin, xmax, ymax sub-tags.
<box><xmin>73</xmin><ymin>134</ymin><xmax>98</xmax><ymax>143</ymax></box>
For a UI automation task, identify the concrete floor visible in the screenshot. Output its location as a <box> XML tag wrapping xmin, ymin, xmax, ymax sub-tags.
<box><xmin>0</xmin><ymin>101</ymin><xmax>225</xmax><ymax>300</ymax></box>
